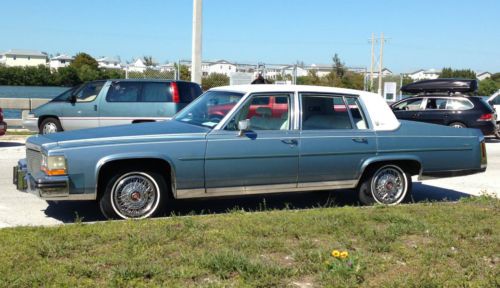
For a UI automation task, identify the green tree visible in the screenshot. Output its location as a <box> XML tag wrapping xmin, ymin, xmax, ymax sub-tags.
<box><xmin>201</xmin><ymin>73</ymin><xmax>229</xmax><ymax>90</ymax></box>
<box><xmin>54</xmin><ymin>66</ymin><xmax>81</xmax><ymax>86</ymax></box>
<box><xmin>477</xmin><ymin>78</ymin><xmax>498</xmax><ymax>96</ymax></box>
<box><xmin>143</xmin><ymin>56</ymin><xmax>155</xmax><ymax>67</ymax></box>
<box><xmin>77</xmin><ymin>64</ymin><xmax>100</xmax><ymax>82</ymax></box>
<box><xmin>332</xmin><ymin>53</ymin><xmax>346</xmax><ymax>79</ymax></box>
<box><xmin>439</xmin><ymin>67</ymin><xmax>476</xmax><ymax>79</ymax></box>
<box><xmin>70</xmin><ymin>53</ymin><xmax>99</xmax><ymax>70</ymax></box>
<box><xmin>179</xmin><ymin>64</ymin><xmax>190</xmax><ymax>81</ymax></box>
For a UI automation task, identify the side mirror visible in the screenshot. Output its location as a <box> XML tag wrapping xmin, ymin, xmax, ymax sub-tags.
<box><xmin>69</xmin><ymin>95</ymin><xmax>77</xmax><ymax>103</ymax></box>
<box><xmin>238</xmin><ymin>119</ymin><xmax>251</xmax><ymax>136</ymax></box>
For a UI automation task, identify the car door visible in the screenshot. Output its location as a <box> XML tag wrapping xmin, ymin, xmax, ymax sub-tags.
<box><xmin>418</xmin><ymin>97</ymin><xmax>449</xmax><ymax>125</ymax></box>
<box><xmin>98</xmin><ymin>81</ymin><xmax>143</xmax><ymax>127</ymax></box>
<box><xmin>392</xmin><ymin>97</ymin><xmax>425</xmax><ymax>121</ymax></box>
<box><xmin>204</xmin><ymin>92</ymin><xmax>299</xmax><ymax>194</ymax></box>
<box><xmin>298</xmin><ymin>93</ymin><xmax>376</xmax><ymax>187</ymax></box>
<box><xmin>60</xmin><ymin>81</ymin><xmax>105</xmax><ymax>130</ymax></box>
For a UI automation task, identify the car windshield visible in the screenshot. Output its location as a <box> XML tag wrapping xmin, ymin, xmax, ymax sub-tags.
<box><xmin>51</xmin><ymin>86</ymin><xmax>79</xmax><ymax>102</ymax></box>
<box><xmin>173</xmin><ymin>90</ymin><xmax>244</xmax><ymax>128</ymax></box>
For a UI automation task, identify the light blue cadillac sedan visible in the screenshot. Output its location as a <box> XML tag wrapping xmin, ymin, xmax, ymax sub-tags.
<box><xmin>14</xmin><ymin>85</ymin><xmax>487</xmax><ymax>219</ymax></box>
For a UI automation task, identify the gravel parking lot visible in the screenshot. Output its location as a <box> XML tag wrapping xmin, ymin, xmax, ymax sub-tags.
<box><xmin>0</xmin><ymin>136</ymin><xmax>498</xmax><ymax>228</ymax></box>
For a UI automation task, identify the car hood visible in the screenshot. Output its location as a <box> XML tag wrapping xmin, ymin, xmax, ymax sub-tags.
<box><xmin>27</xmin><ymin>120</ymin><xmax>210</xmax><ymax>150</ymax></box>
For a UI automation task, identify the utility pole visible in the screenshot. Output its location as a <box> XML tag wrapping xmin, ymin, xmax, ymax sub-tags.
<box><xmin>370</xmin><ymin>33</ymin><xmax>375</xmax><ymax>92</ymax></box>
<box><xmin>377</xmin><ymin>32</ymin><xmax>385</xmax><ymax>96</ymax></box>
<box><xmin>191</xmin><ymin>0</ymin><xmax>202</xmax><ymax>84</ymax></box>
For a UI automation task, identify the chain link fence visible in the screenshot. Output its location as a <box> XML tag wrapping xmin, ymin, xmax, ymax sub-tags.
<box><xmin>123</xmin><ymin>60</ymin><xmax>375</xmax><ymax>92</ymax></box>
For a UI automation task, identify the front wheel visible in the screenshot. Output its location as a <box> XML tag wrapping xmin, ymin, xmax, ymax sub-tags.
<box><xmin>99</xmin><ymin>169</ymin><xmax>168</xmax><ymax>219</ymax></box>
<box><xmin>358</xmin><ymin>164</ymin><xmax>412</xmax><ymax>205</ymax></box>
<box><xmin>39</xmin><ymin>117</ymin><xmax>63</xmax><ymax>134</ymax></box>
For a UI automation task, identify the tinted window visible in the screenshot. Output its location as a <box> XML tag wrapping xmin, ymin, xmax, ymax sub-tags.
<box><xmin>301</xmin><ymin>94</ymin><xmax>353</xmax><ymax>130</ymax></box>
<box><xmin>51</xmin><ymin>87</ymin><xmax>77</xmax><ymax>102</ymax></box>
<box><xmin>106</xmin><ymin>82</ymin><xmax>141</xmax><ymax>102</ymax></box>
<box><xmin>447</xmin><ymin>98</ymin><xmax>473</xmax><ymax>110</ymax></box>
<box><xmin>142</xmin><ymin>82</ymin><xmax>171</xmax><ymax>102</ymax></box>
<box><xmin>493</xmin><ymin>96</ymin><xmax>500</xmax><ymax>105</ymax></box>
<box><xmin>275</xmin><ymin>96</ymin><xmax>288</xmax><ymax>104</ymax></box>
<box><xmin>177</xmin><ymin>82</ymin><xmax>202</xmax><ymax>103</ymax></box>
<box><xmin>425</xmin><ymin>98</ymin><xmax>447</xmax><ymax>110</ymax></box>
<box><xmin>226</xmin><ymin>94</ymin><xmax>291</xmax><ymax>131</ymax></box>
<box><xmin>251</xmin><ymin>97</ymin><xmax>270</xmax><ymax>105</ymax></box>
<box><xmin>393</xmin><ymin>98</ymin><xmax>423</xmax><ymax>111</ymax></box>
<box><xmin>73</xmin><ymin>81</ymin><xmax>105</xmax><ymax>102</ymax></box>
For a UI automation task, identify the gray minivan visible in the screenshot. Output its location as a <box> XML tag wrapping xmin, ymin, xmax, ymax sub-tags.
<box><xmin>23</xmin><ymin>79</ymin><xmax>202</xmax><ymax>134</ymax></box>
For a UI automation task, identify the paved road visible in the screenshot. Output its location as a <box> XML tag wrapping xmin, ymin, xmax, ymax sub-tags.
<box><xmin>0</xmin><ymin>137</ymin><xmax>498</xmax><ymax>228</ymax></box>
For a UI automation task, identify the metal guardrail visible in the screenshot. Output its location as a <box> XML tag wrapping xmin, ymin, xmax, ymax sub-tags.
<box><xmin>0</xmin><ymin>97</ymin><xmax>50</xmax><ymax>127</ymax></box>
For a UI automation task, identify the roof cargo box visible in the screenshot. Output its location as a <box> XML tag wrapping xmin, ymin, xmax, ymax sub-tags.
<box><xmin>401</xmin><ymin>79</ymin><xmax>478</xmax><ymax>94</ymax></box>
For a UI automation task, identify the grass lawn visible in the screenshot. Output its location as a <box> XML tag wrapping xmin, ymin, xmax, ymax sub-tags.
<box><xmin>0</xmin><ymin>197</ymin><xmax>498</xmax><ymax>287</ymax></box>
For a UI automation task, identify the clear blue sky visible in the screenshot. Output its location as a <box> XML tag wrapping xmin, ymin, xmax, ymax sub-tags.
<box><xmin>1</xmin><ymin>0</ymin><xmax>499</xmax><ymax>73</ymax></box>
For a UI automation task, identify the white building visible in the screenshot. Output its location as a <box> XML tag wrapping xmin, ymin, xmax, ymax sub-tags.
<box><xmin>408</xmin><ymin>69</ymin><xmax>441</xmax><ymax>81</ymax></box>
<box><xmin>126</xmin><ymin>58</ymin><xmax>148</xmax><ymax>73</ymax></box>
<box><xmin>477</xmin><ymin>72</ymin><xmax>492</xmax><ymax>81</ymax></box>
<box><xmin>370</xmin><ymin>68</ymin><xmax>393</xmax><ymax>78</ymax></box>
<box><xmin>207</xmin><ymin>60</ymin><xmax>237</xmax><ymax>76</ymax></box>
<box><xmin>0</xmin><ymin>49</ymin><xmax>47</xmax><ymax>67</ymax></box>
<box><xmin>49</xmin><ymin>54</ymin><xmax>74</xmax><ymax>70</ymax></box>
<box><xmin>159</xmin><ymin>63</ymin><xmax>176</xmax><ymax>73</ymax></box>
<box><xmin>97</xmin><ymin>56</ymin><xmax>122</xmax><ymax>69</ymax></box>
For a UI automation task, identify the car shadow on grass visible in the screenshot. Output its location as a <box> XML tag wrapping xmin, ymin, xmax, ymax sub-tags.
<box><xmin>43</xmin><ymin>182</ymin><xmax>472</xmax><ymax>224</ymax></box>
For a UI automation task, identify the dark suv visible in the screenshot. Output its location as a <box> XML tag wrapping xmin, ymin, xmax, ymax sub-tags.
<box><xmin>391</xmin><ymin>79</ymin><xmax>497</xmax><ymax>136</ymax></box>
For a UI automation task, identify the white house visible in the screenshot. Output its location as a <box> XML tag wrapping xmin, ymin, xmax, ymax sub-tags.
<box><xmin>370</xmin><ymin>68</ymin><xmax>393</xmax><ymax>78</ymax></box>
<box><xmin>477</xmin><ymin>72</ymin><xmax>492</xmax><ymax>81</ymax></box>
<box><xmin>0</xmin><ymin>49</ymin><xmax>47</xmax><ymax>67</ymax></box>
<box><xmin>207</xmin><ymin>60</ymin><xmax>237</xmax><ymax>76</ymax></box>
<box><xmin>97</xmin><ymin>56</ymin><xmax>122</xmax><ymax>69</ymax></box>
<box><xmin>126</xmin><ymin>58</ymin><xmax>148</xmax><ymax>73</ymax></box>
<box><xmin>159</xmin><ymin>63</ymin><xmax>176</xmax><ymax>73</ymax></box>
<box><xmin>49</xmin><ymin>54</ymin><xmax>74</xmax><ymax>70</ymax></box>
<box><xmin>408</xmin><ymin>69</ymin><xmax>441</xmax><ymax>81</ymax></box>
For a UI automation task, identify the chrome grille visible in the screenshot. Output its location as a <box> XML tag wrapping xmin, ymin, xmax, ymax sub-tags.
<box><xmin>26</xmin><ymin>148</ymin><xmax>42</xmax><ymax>174</ymax></box>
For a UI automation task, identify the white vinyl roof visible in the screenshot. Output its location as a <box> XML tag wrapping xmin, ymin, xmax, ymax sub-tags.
<box><xmin>211</xmin><ymin>84</ymin><xmax>400</xmax><ymax>131</ymax></box>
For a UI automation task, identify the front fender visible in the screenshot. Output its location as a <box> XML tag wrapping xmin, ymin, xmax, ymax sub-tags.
<box><xmin>94</xmin><ymin>152</ymin><xmax>177</xmax><ymax>196</ymax></box>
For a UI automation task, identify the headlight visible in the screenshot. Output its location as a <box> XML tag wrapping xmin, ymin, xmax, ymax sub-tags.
<box><xmin>41</xmin><ymin>155</ymin><xmax>67</xmax><ymax>176</ymax></box>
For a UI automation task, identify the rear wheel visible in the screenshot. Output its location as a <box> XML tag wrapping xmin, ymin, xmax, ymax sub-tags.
<box><xmin>99</xmin><ymin>168</ymin><xmax>168</xmax><ymax>219</ymax></box>
<box><xmin>358</xmin><ymin>164</ymin><xmax>412</xmax><ymax>205</ymax></box>
<box><xmin>449</xmin><ymin>122</ymin><xmax>466</xmax><ymax>128</ymax></box>
<box><xmin>39</xmin><ymin>117</ymin><xmax>63</xmax><ymax>134</ymax></box>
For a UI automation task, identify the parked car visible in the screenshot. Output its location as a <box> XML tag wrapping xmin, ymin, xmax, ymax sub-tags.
<box><xmin>392</xmin><ymin>79</ymin><xmax>497</xmax><ymax>136</ymax></box>
<box><xmin>14</xmin><ymin>85</ymin><xmax>487</xmax><ymax>219</ymax></box>
<box><xmin>0</xmin><ymin>107</ymin><xmax>6</xmax><ymax>136</ymax></box>
<box><xmin>23</xmin><ymin>79</ymin><xmax>202</xmax><ymax>134</ymax></box>
<box><xmin>487</xmin><ymin>89</ymin><xmax>500</xmax><ymax>138</ymax></box>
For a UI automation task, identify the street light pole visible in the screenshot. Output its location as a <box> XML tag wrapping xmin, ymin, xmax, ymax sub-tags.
<box><xmin>191</xmin><ymin>0</ymin><xmax>202</xmax><ymax>84</ymax></box>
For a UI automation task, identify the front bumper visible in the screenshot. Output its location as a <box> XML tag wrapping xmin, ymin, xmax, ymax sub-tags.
<box><xmin>13</xmin><ymin>159</ymin><xmax>76</xmax><ymax>200</ymax></box>
<box><xmin>0</xmin><ymin>121</ymin><xmax>6</xmax><ymax>136</ymax></box>
<box><xmin>22</xmin><ymin>117</ymin><xmax>39</xmax><ymax>132</ymax></box>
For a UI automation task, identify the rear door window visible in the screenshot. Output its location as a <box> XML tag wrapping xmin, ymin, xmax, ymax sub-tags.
<box><xmin>446</xmin><ymin>99</ymin><xmax>473</xmax><ymax>110</ymax></box>
<box><xmin>176</xmin><ymin>82</ymin><xmax>202</xmax><ymax>103</ymax></box>
<box><xmin>106</xmin><ymin>82</ymin><xmax>142</xmax><ymax>102</ymax></box>
<box><xmin>142</xmin><ymin>82</ymin><xmax>172</xmax><ymax>102</ymax></box>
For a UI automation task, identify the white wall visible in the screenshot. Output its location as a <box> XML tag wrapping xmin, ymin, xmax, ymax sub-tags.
<box><xmin>3</xmin><ymin>55</ymin><xmax>46</xmax><ymax>67</ymax></box>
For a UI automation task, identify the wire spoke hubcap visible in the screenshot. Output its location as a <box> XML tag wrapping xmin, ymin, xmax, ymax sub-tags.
<box><xmin>111</xmin><ymin>173</ymin><xmax>159</xmax><ymax>218</ymax></box>
<box><xmin>371</xmin><ymin>166</ymin><xmax>406</xmax><ymax>204</ymax></box>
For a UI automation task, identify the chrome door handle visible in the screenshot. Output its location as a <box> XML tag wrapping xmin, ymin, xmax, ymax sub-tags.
<box><xmin>281</xmin><ymin>139</ymin><xmax>298</xmax><ymax>145</ymax></box>
<box><xmin>352</xmin><ymin>137</ymin><xmax>368</xmax><ymax>143</ymax></box>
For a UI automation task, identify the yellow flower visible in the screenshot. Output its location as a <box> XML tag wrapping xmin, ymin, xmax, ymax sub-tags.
<box><xmin>340</xmin><ymin>251</ymin><xmax>349</xmax><ymax>259</ymax></box>
<box><xmin>331</xmin><ymin>250</ymin><xmax>341</xmax><ymax>258</ymax></box>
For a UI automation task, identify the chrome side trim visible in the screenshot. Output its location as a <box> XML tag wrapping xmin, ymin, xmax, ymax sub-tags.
<box><xmin>175</xmin><ymin>180</ymin><xmax>357</xmax><ymax>199</ymax></box>
<box><xmin>42</xmin><ymin>193</ymin><xmax>96</xmax><ymax>201</ymax></box>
